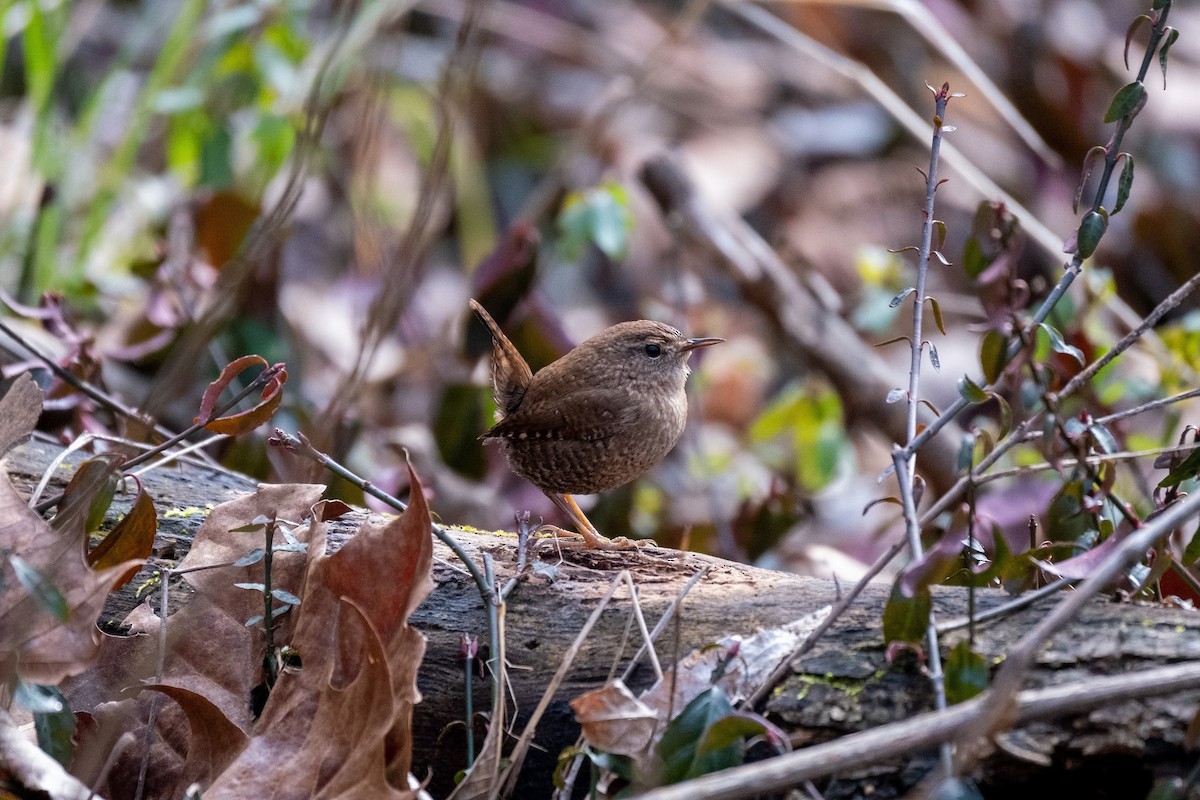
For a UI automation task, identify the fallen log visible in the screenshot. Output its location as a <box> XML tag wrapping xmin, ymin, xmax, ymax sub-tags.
<box><xmin>6</xmin><ymin>437</ymin><xmax>1198</xmax><ymax>799</ymax></box>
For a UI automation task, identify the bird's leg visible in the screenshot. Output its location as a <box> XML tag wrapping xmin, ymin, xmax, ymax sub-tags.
<box><xmin>540</xmin><ymin>493</ymin><xmax>649</xmax><ymax>550</ymax></box>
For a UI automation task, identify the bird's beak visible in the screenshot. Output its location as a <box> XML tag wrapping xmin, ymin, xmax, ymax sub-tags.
<box><xmin>681</xmin><ymin>337</ymin><xmax>724</xmax><ymax>352</ymax></box>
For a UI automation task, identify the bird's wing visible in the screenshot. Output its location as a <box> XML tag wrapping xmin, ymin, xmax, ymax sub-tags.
<box><xmin>484</xmin><ymin>386</ymin><xmax>637</xmax><ymax>443</ymax></box>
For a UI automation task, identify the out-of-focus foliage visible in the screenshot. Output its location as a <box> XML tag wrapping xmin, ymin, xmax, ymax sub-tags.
<box><xmin>0</xmin><ymin>0</ymin><xmax>1197</xmax><ymax>586</ymax></box>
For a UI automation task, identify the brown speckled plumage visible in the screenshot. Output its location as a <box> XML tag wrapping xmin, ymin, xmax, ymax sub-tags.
<box><xmin>469</xmin><ymin>299</ymin><xmax>721</xmax><ymax>548</ymax></box>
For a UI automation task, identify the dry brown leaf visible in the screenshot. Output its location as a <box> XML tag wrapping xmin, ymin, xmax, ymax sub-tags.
<box><xmin>62</xmin><ymin>483</ymin><xmax>326</xmax><ymax>797</ymax></box>
<box><xmin>571</xmin><ymin>679</ymin><xmax>658</xmax><ymax>756</ymax></box>
<box><xmin>0</xmin><ymin>400</ymin><xmax>138</xmax><ymax>684</ymax></box>
<box><xmin>0</xmin><ymin>373</ymin><xmax>44</xmax><ymax>456</ymax></box>
<box><xmin>205</xmin><ymin>460</ymin><xmax>433</xmax><ymax>798</ymax></box>
<box><xmin>143</xmin><ymin>683</ymin><xmax>251</xmax><ymax>789</ymax></box>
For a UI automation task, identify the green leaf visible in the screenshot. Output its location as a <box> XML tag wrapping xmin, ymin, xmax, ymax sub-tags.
<box><xmin>1159</xmin><ymin>27</ymin><xmax>1179</xmax><ymax>89</ymax></box>
<box><xmin>1103</xmin><ymin>81</ymin><xmax>1145</xmax><ymax>123</ymax></box>
<box><xmin>945</xmin><ymin>640</ymin><xmax>989</xmax><ymax>703</ymax></box>
<box><xmin>957</xmin><ymin>431</ymin><xmax>977</xmax><ymax>473</ymax></box>
<box><xmin>556</xmin><ymin>182</ymin><xmax>634</xmax><ymax>261</ymax></box>
<box><xmin>1073</xmin><ymin>210</ymin><xmax>1108</xmax><ymax>259</ymax></box>
<box><xmin>957</xmin><ymin>375</ymin><xmax>988</xmax><ymax>404</ymax></box>
<box><xmin>883</xmin><ymin>581</ymin><xmax>931</xmax><ymax>645</ymax></box>
<box><xmin>1038</xmin><ymin>323</ymin><xmax>1085</xmax><ymax>365</ymax></box>
<box><xmin>32</xmin><ymin>685</ymin><xmax>75</xmax><ymax>767</ymax></box>
<box><xmin>927</xmin><ymin>297</ymin><xmax>947</xmax><ymax>335</ymax></box>
<box><xmin>656</xmin><ymin>687</ymin><xmax>742</xmax><ymax>783</ymax></box>
<box><xmin>1158</xmin><ymin>447</ymin><xmax>1200</xmax><ymax>489</ymax></box>
<box><xmin>961</xmin><ymin>237</ymin><xmax>986</xmax><ymax>279</ymax></box>
<box><xmin>434</xmin><ymin>385</ymin><xmax>490</xmax><ymax>479</ymax></box>
<box><xmin>933</xmin><ymin>220</ymin><xmax>947</xmax><ymax>251</ymax></box>
<box><xmin>10</xmin><ymin>555</ymin><xmax>68</xmax><ymax>621</ymax></box>
<box><xmin>252</xmin><ymin>114</ymin><xmax>297</xmax><ymax>182</ymax></box>
<box><xmin>1113</xmin><ymin>154</ymin><xmax>1134</xmax><ymax>215</ymax></box>
<box><xmin>889</xmin><ymin>287</ymin><xmax>916</xmax><ymax>308</ymax></box>
<box><xmin>1184</xmin><ymin>522</ymin><xmax>1200</xmax><ymax>567</ymax></box>
<box><xmin>199</xmin><ymin>126</ymin><xmax>234</xmax><ymax>189</ymax></box>
<box><xmin>56</xmin><ymin>458</ymin><xmax>119</xmax><ymax>535</ymax></box>
<box><xmin>980</xmin><ymin>330</ymin><xmax>1007</xmax><ymax>385</ymax></box>
<box><xmin>1089</xmin><ymin>423</ymin><xmax>1118</xmax><ymax>455</ymax></box>
<box><xmin>695</xmin><ymin>714</ymin><xmax>766</xmax><ymax>755</ymax></box>
<box><xmin>996</xmin><ymin>396</ymin><xmax>1013</xmax><ymax>439</ymax></box>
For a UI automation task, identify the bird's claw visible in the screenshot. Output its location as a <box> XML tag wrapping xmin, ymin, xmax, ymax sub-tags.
<box><xmin>534</xmin><ymin>525</ymin><xmax>656</xmax><ymax>551</ymax></box>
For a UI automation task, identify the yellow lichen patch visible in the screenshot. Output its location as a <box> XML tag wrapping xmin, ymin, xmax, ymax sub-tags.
<box><xmin>164</xmin><ymin>505</ymin><xmax>214</xmax><ymax>519</ymax></box>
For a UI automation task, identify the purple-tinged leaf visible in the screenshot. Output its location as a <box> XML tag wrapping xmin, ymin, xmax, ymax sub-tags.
<box><xmin>1159</xmin><ymin>27</ymin><xmax>1179</xmax><ymax>89</ymax></box>
<box><xmin>1124</xmin><ymin>15</ymin><xmax>1152</xmax><ymax>70</ymax></box>
<box><xmin>1074</xmin><ymin>145</ymin><xmax>1108</xmax><ymax>215</ymax></box>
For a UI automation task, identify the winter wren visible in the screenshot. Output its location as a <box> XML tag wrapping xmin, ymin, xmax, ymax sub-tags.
<box><xmin>469</xmin><ymin>299</ymin><xmax>722</xmax><ymax>549</ymax></box>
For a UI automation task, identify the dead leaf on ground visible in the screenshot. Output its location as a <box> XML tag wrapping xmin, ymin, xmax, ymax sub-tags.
<box><xmin>571</xmin><ymin>679</ymin><xmax>658</xmax><ymax>756</ymax></box>
<box><xmin>0</xmin><ymin>376</ymin><xmax>140</xmax><ymax>685</ymax></box>
<box><xmin>206</xmin><ymin>459</ymin><xmax>433</xmax><ymax>798</ymax></box>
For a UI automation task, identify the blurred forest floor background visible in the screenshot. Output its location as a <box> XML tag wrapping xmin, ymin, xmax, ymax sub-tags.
<box><xmin>2</xmin><ymin>0</ymin><xmax>1198</xmax><ymax>577</ymax></box>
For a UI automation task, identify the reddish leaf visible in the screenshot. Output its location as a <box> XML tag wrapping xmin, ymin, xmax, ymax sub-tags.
<box><xmin>195</xmin><ymin>356</ymin><xmax>288</xmax><ymax>435</ymax></box>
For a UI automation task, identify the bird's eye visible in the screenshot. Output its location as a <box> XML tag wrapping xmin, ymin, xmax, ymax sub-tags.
<box><xmin>644</xmin><ymin>343</ymin><xmax>662</xmax><ymax>358</ymax></box>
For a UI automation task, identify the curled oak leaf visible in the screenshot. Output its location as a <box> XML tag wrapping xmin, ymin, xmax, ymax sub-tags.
<box><xmin>85</xmin><ymin>474</ymin><xmax>156</xmax><ymax>590</ymax></box>
<box><xmin>195</xmin><ymin>356</ymin><xmax>288</xmax><ymax>436</ymax></box>
<box><xmin>141</xmin><ymin>683</ymin><xmax>250</xmax><ymax>791</ymax></box>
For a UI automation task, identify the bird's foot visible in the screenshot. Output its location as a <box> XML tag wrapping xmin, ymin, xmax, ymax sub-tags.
<box><xmin>534</xmin><ymin>524</ymin><xmax>655</xmax><ymax>551</ymax></box>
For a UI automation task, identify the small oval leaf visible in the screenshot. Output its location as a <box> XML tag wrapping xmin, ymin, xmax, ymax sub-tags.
<box><xmin>1074</xmin><ymin>210</ymin><xmax>1108</xmax><ymax>259</ymax></box>
<box><xmin>980</xmin><ymin>330</ymin><xmax>1007</xmax><ymax>385</ymax></box>
<box><xmin>1159</xmin><ymin>27</ymin><xmax>1179</xmax><ymax>89</ymax></box>
<box><xmin>1074</xmin><ymin>145</ymin><xmax>1108</xmax><ymax>215</ymax></box>
<box><xmin>1113</xmin><ymin>154</ymin><xmax>1135</xmax><ymax>215</ymax></box>
<box><xmin>927</xmin><ymin>297</ymin><xmax>947</xmax><ymax>336</ymax></box>
<box><xmin>890</xmin><ymin>287</ymin><xmax>916</xmax><ymax>309</ymax></box>
<box><xmin>958</xmin><ymin>375</ymin><xmax>989</xmax><ymax>404</ymax></box>
<box><xmin>1124</xmin><ymin>15</ymin><xmax>1151</xmax><ymax>70</ymax></box>
<box><xmin>1104</xmin><ymin>81</ymin><xmax>1146</xmax><ymax>123</ymax></box>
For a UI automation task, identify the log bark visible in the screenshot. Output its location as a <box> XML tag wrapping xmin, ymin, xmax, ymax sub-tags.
<box><xmin>6</xmin><ymin>438</ymin><xmax>1199</xmax><ymax>800</ymax></box>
